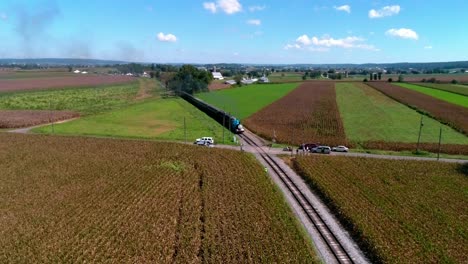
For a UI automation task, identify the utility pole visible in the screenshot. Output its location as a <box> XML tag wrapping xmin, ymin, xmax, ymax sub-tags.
<box><xmin>49</xmin><ymin>99</ymin><xmax>54</xmax><ymax>134</ymax></box>
<box><xmin>416</xmin><ymin>115</ymin><xmax>424</xmax><ymax>153</ymax></box>
<box><xmin>228</xmin><ymin>112</ymin><xmax>231</xmax><ymax>141</ymax></box>
<box><xmin>184</xmin><ymin>117</ymin><xmax>187</xmax><ymax>144</ymax></box>
<box><xmin>437</xmin><ymin>127</ymin><xmax>442</xmax><ymax>161</ymax></box>
<box><xmin>291</xmin><ymin>128</ymin><xmax>294</xmax><ymax>157</ymax></box>
<box><xmin>222</xmin><ymin>112</ymin><xmax>225</xmax><ymax>144</ymax></box>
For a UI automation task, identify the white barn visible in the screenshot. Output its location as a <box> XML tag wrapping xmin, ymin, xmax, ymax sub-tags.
<box><xmin>212</xmin><ymin>72</ymin><xmax>224</xmax><ymax>80</ymax></box>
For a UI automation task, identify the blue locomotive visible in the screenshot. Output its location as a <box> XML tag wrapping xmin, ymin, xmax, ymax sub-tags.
<box><xmin>180</xmin><ymin>92</ymin><xmax>245</xmax><ymax>134</ymax></box>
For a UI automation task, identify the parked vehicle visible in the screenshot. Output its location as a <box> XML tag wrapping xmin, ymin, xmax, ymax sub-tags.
<box><xmin>194</xmin><ymin>137</ymin><xmax>214</xmax><ymax>145</ymax></box>
<box><xmin>283</xmin><ymin>146</ymin><xmax>293</xmax><ymax>151</ymax></box>
<box><xmin>332</xmin><ymin>145</ymin><xmax>349</xmax><ymax>152</ymax></box>
<box><xmin>298</xmin><ymin>143</ymin><xmax>319</xmax><ymax>151</ymax></box>
<box><xmin>311</xmin><ymin>146</ymin><xmax>331</xmax><ymax>154</ymax></box>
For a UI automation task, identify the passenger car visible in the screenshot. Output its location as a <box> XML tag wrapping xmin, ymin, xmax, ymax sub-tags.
<box><xmin>311</xmin><ymin>146</ymin><xmax>331</xmax><ymax>154</ymax></box>
<box><xmin>332</xmin><ymin>145</ymin><xmax>349</xmax><ymax>152</ymax></box>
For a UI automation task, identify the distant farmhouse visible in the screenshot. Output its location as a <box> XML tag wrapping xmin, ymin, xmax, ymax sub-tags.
<box><xmin>212</xmin><ymin>71</ymin><xmax>224</xmax><ymax>80</ymax></box>
<box><xmin>259</xmin><ymin>76</ymin><xmax>270</xmax><ymax>83</ymax></box>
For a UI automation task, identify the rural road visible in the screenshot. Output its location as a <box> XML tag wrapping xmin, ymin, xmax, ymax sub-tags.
<box><xmin>214</xmin><ymin>140</ymin><xmax>467</xmax><ymax>163</ymax></box>
<box><xmin>8</xmin><ymin>118</ymin><xmax>79</xmax><ymax>134</ymax></box>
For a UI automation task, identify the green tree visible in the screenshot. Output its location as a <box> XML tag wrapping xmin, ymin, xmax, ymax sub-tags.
<box><xmin>168</xmin><ymin>65</ymin><xmax>213</xmax><ymax>94</ymax></box>
<box><xmin>234</xmin><ymin>74</ymin><xmax>243</xmax><ymax>86</ymax></box>
<box><xmin>398</xmin><ymin>74</ymin><xmax>404</xmax><ymax>82</ymax></box>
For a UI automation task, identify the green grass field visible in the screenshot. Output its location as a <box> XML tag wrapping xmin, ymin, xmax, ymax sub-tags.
<box><xmin>394</xmin><ymin>83</ymin><xmax>468</xmax><ymax>108</ymax></box>
<box><xmin>413</xmin><ymin>83</ymin><xmax>468</xmax><ymax>96</ymax></box>
<box><xmin>197</xmin><ymin>83</ymin><xmax>299</xmax><ymax>120</ymax></box>
<box><xmin>0</xmin><ymin>82</ymin><xmax>140</xmax><ymax>115</ymax></box>
<box><xmin>34</xmin><ymin>98</ymin><xmax>236</xmax><ymax>144</ymax></box>
<box><xmin>336</xmin><ymin>83</ymin><xmax>468</xmax><ymax>144</ymax></box>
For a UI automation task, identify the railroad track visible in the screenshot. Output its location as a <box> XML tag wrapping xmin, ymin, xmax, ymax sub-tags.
<box><xmin>239</xmin><ymin>133</ymin><xmax>356</xmax><ymax>264</ymax></box>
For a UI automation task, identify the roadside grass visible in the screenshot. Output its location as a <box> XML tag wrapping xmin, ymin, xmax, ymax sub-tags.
<box><xmin>395</xmin><ymin>83</ymin><xmax>468</xmax><ymax>108</ymax></box>
<box><xmin>0</xmin><ymin>81</ymin><xmax>142</xmax><ymax>115</ymax></box>
<box><xmin>197</xmin><ymin>83</ymin><xmax>299</xmax><ymax>120</ymax></box>
<box><xmin>336</xmin><ymin>82</ymin><xmax>468</xmax><ymax>144</ymax></box>
<box><xmin>350</xmin><ymin>148</ymin><xmax>468</xmax><ymax>160</ymax></box>
<box><xmin>33</xmin><ymin>98</ymin><xmax>236</xmax><ymax>144</ymax></box>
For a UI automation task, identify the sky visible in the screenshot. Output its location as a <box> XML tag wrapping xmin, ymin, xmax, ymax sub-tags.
<box><xmin>0</xmin><ymin>0</ymin><xmax>467</xmax><ymax>64</ymax></box>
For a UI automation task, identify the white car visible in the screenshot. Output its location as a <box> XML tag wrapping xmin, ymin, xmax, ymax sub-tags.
<box><xmin>194</xmin><ymin>137</ymin><xmax>214</xmax><ymax>145</ymax></box>
<box><xmin>332</xmin><ymin>145</ymin><xmax>349</xmax><ymax>152</ymax></box>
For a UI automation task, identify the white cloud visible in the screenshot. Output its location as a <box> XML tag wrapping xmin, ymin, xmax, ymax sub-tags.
<box><xmin>218</xmin><ymin>0</ymin><xmax>242</xmax><ymax>14</ymax></box>
<box><xmin>424</xmin><ymin>45</ymin><xmax>433</xmax><ymax>49</ymax></box>
<box><xmin>204</xmin><ymin>0</ymin><xmax>242</xmax><ymax>14</ymax></box>
<box><xmin>249</xmin><ymin>5</ymin><xmax>266</xmax><ymax>12</ymax></box>
<box><xmin>157</xmin><ymin>32</ymin><xmax>177</xmax><ymax>42</ymax></box>
<box><xmin>334</xmin><ymin>5</ymin><xmax>351</xmax><ymax>13</ymax></box>
<box><xmin>385</xmin><ymin>28</ymin><xmax>418</xmax><ymax>40</ymax></box>
<box><xmin>285</xmin><ymin>34</ymin><xmax>379</xmax><ymax>51</ymax></box>
<box><xmin>369</xmin><ymin>5</ymin><xmax>400</xmax><ymax>18</ymax></box>
<box><xmin>284</xmin><ymin>44</ymin><xmax>301</xmax><ymax>50</ymax></box>
<box><xmin>0</xmin><ymin>13</ymin><xmax>7</xmax><ymax>21</ymax></box>
<box><xmin>203</xmin><ymin>2</ymin><xmax>217</xmax><ymax>13</ymax></box>
<box><xmin>247</xmin><ymin>19</ymin><xmax>261</xmax><ymax>26</ymax></box>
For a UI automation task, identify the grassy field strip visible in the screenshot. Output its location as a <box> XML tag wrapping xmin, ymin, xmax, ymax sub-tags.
<box><xmin>33</xmin><ymin>98</ymin><xmax>236</xmax><ymax>144</ymax></box>
<box><xmin>415</xmin><ymin>83</ymin><xmax>468</xmax><ymax>96</ymax></box>
<box><xmin>197</xmin><ymin>83</ymin><xmax>299</xmax><ymax>120</ymax></box>
<box><xmin>0</xmin><ymin>82</ymin><xmax>140</xmax><ymax>115</ymax></box>
<box><xmin>294</xmin><ymin>155</ymin><xmax>467</xmax><ymax>263</ymax></box>
<box><xmin>0</xmin><ymin>133</ymin><xmax>317</xmax><ymax>263</ymax></box>
<box><xmin>395</xmin><ymin>83</ymin><xmax>468</xmax><ymax>108</ymax></box>
<box><xmin>336</xmin><ymin>83</ymin><xmax>468</xmax><ymax>144</ymax></box>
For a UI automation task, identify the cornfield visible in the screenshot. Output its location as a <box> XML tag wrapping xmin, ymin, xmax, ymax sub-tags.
<box><xmin>0</xmin><ymin>133</ymin><xmax>317</xmax><ymax>263</ymax></box>
<box><xmin>294</xmin><ymin>155</ymin><xmax>467</xmax><ymax>263</ymax></box>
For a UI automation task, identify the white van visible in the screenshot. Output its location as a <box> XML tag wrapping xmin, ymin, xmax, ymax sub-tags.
<box><xmin>194</xmin><ymin>137</ymin><xmax>214</xmax><ymax>145</ymax></box>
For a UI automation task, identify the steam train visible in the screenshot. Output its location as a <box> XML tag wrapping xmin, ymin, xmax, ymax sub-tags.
<box><xmin>180</xmin><ymin>92</ymin><xmax>245</xmax><ymax>134</ymax></box>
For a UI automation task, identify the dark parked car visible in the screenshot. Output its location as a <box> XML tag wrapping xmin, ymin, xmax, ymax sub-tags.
<box><xmin>298</xmin><ymin>143</ymin><xmax>319</xmax><ymax>151</ymax></box>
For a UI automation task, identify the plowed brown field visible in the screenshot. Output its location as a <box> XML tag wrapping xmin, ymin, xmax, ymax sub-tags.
<box><xmin>244</xmin><ymin>81</ymin><xmax>349</xmax><ymax>146</ymax></box>
<box><xmin>366</xmin><ymin>82</ymin><xmax>468</xmax><ymax>135</ymax></box>
<box><xmin>0</xmin><ymin>110</ymin><xmax>79</xmax><ymax>128</ymax></box>
<box><xmin>0</xmin><ymin>75</ymin><xmax>135</xmax><ymax>92</ymax></box>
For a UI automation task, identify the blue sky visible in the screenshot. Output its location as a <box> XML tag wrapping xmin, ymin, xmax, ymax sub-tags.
<box><xmin>0</xmin><ymin>0</ymin><xmax>467</xmax><ymax>64</ymax></box>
